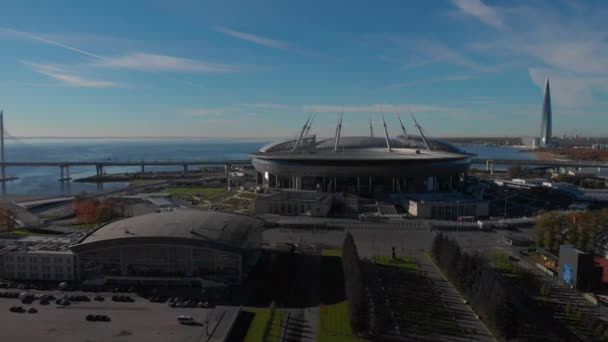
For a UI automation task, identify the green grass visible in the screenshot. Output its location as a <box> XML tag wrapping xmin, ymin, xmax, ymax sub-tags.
<box><xmin>161</xmin><ymin>187</ymin><xmax>226</xmax><ymax>197</ymax></box>
<box><xmin>128</xmin><ymin>179</ymin><xmax>158</xmax><ymax>186</ymax></box>
<box><xmin>374</xmin><ymin>255</ymin><xmax>417</xmax><ymax>269</ymax></box>
<box><xmin>319</xmin><ymin>301</ymin><xmax>365</xmax><ymax>342</ymax></box>
<box><xmin>9</xmin><ymin>229</ymin><xmax>56</xmax><ymax>236</ymax></box>
<box><xmin>493</xmin><ymin>252</ymin><xmax>516</xmax><ymax>273</ymax></box>
<box><xmin>214</xmin><ymin>203</ymin><xmax>236</xmax><ymax>210</ymax></box>
<box><xmin>223</xmin><ymin>197</ymin><xmax>243</xmax><ymax>206</ymax></box>
<box><xmin>238</xmin><ymin>192</ymin><xmax>258</xmax><ymax>199</ymax></box>
<box><xmin>244</xmin><ymin>308</ymin><xmax>284</xmax><ymax>342</ymax></box>
<box><xmin>321</xmin><ymin>249</ymin><xmax>342</xmax><ymax>257</ymax></box>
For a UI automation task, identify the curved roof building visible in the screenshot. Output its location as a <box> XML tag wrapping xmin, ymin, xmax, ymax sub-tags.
<box><xmin>71</xmin><ymin>209</ymin><xmax>263</xmax><ymax>285</ymax></box>
<box><xmin>251</xmin><ymin>115</ymin><xmax>471</xmax><ymax>193</ymax></box>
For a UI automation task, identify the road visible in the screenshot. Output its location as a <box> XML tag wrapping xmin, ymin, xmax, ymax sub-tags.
<box><xmin>263</xmin><ymin>226</ymin><xmax>516</xmax><ymax>341</ymax></box>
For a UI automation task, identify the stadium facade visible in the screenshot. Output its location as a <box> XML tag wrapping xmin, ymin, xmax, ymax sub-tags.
<box><xmin>251</xmin><ymin>113</ymin><xmax>471</xmax><ymax>194</ymax></box>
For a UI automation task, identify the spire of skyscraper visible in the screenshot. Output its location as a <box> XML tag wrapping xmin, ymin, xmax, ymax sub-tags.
<box><xmin>540</xmin><ymin>77</ymin><xmax>552</xmax><ymax>147</ymax></box>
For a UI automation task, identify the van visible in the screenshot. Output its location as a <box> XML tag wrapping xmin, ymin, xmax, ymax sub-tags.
<box><xmin>177</xmin><ymin>315</ymin><xmax>193</xmax><ymax>322</ymax></box>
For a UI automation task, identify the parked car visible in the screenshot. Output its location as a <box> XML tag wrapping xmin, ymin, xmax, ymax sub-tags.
<box><xmin>27</xmin><ymin>307</ymin><xmax>38</xmax><ymax>314</ymax></box>
<box><xmin>93</xmin><ymin>295</ymin><xmax>104</xmax><ymax>301</ymax></box>
<box><xmin>96</xmin><ymin>315</ymin><xmax>111</xmax><ymax>322</ymax></box>
<box><xmin>86</xmin><ymin>314</ymin><xmax>110</xmax><ymax>322</ymax></box>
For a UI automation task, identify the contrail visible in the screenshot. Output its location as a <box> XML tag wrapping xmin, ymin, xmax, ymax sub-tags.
<box><xmin>0</xmin><ymin>26</ymin><xmax>104</xmax><ymax>60</ymax></box>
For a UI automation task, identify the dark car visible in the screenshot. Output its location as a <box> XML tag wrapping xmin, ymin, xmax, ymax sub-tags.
<box><xmin>40</xmin><ymin>299</ymin><xmax>50</xmax><ymax>305</ymax></box>
<box><xmin>96</xmin><ymin>315</ymin><xmax>111</xmax><ymax>322</ymax></box>
<box><xmin>93</xmin><ymin>295</ymin><xmax>104</xmax><ymax>301</ymax></box>
<box><xmin>27</xmin><ymin>307</ymin><xmax>38</xmax><ymax>314</ymax></box>
<box><xmin>86</xmin><ymin>314</ymin><xmax>96</xmax><ymax>321</ymax></box>
<box><xmin>57</xmin><ymin>299</ymin><xmax>71</xmax><ymax>306</ymax></box>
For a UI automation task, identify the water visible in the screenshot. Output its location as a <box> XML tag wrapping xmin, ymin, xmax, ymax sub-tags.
<box><xmin>0</xmin><ymin>139</ymin><xmax>540</xmax><ymax>196</ymax></box>
<box><xmin>2</xmin><ymin>138</ymin><xmax>269</xmax><ymax>195</ymax></box>
<box><xmin>457</xmin><ymin>145</ymin><xmax>538</xmax><ymax>161</ymax></box>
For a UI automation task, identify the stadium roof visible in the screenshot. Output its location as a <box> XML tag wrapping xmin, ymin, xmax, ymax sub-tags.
<box><xmin>70</xmin><ymin>209</ymin><xmax>263</xmax><ymax>252</ymax></box>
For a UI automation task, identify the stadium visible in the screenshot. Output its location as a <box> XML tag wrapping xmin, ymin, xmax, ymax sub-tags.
<box><xmin>70</xmin><ymin>209</ymin><xmax>264</xmax><ymax>286</ymax></box>
<box><xmin>251</xmin><ymin>113</ymin><xmax>471</xmax><ymax>194</ymax></box>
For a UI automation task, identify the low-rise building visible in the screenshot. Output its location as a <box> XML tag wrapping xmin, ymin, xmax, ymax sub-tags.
<box><xmin>558</xmin><ymin>245</ymin><xmax>602</xmax><ymax>291</ymax></box>
<box><xmin>254</xmin><ymin>190</ymin><xmax>333</xmax><ymax>217</ymax></box>
<box><xmin>69</xmin><ymin>209</ymin><xmax>263</xmax><ymax>286</ymax></box>
<box><xmin>403</xmin><ymin>193</ymin><xmax>489</xmax><ymax>219</ymax></box>
<box><xmin>0</xmin><ymin>236</ymin><xmax>76</xmax><ymax>281</ymax></box>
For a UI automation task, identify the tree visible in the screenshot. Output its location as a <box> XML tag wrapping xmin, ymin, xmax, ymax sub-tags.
<box><xmin>341</xmin><ymin>233</ymin><xmax>367</xmax><ymax>333</ymax></box>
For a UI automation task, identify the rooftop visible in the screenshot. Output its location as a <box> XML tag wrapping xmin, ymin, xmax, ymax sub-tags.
<box><xmin>254</xmin><ymin>135</ymin><xmax>470</xmax><ymax>162</ymax></box>
<box><xmin>72</xmin><ymin>209</ymin><xmax>263</xmax><ymax>251</ymax></box>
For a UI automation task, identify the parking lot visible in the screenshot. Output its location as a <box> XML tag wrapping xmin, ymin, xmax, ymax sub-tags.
<box><xmin>0</xmin><ymin>290</ymin><xmax>223</xmax><ymax>342</ymax></box>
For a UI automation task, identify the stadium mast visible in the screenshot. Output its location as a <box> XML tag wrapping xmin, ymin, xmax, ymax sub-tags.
<box><xmin>409</xmin><ymin>109</ymin><xmax>432</xmax><ymax>151</ymax></box>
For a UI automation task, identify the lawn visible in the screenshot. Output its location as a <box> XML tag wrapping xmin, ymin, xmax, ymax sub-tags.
<box><xmin>319</xmin><ymin>301</ymin><xmax>364</xmax><ymax>342</ymax></box>
<box><xmin>9</xmin><ymin>229</ymin><xmax>56</xmax><ymax>236</ymax></box>
<box><xmin>321</xmin><ymin>249</ymin><xmax>342</xmax><ymax>257</ymax></box>
<box><xmin>128</xmin><ymin>179</ymin><xmax>158</xmax><ymax>186</ymax></box>
<box><xmin>238</xmin><ymin>192</ymin><xmax>258</xmax><ymax>199</ymax></box>
<box><xmin>374</xmin><ymin>255</ymin><xmax>417</xmax><ymax>269</ymax></box>
<box><xmin>223</xmin><ymin>197</ymin><xmax>244</xmax><ymax>206</ymax></box>
<box><xmin>244</xmin><ymin>308</ymin><xmax>284</xmax><ymax>342</ymax></box>
<box><xmin>161</xmin><ymin>187</ymin><xmax>226</xmax><ymax>197</ymax></box>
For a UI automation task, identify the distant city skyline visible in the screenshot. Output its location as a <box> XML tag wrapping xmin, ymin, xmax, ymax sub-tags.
<box><xmin>1</xmin><ymin>0</ymin><xmax>607</xmax><ymax>138</ymax></box>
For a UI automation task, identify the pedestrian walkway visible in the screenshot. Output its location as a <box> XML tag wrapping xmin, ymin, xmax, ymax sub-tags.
<box><xmin>279</xmin><ymin>308</ymin><xmax>317</xmax><ymax>342</ymax></box>
<box><xmin>419</xmin><ymin>254</ymin><xmax>496</xmax><ymax>342</ymax></box>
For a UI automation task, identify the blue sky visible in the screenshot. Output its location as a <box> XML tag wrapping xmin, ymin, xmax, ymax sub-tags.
<box><xmin>0</xmin><ymin>0</ymin><xmax>606</xmax><ymax>138</ymax></box>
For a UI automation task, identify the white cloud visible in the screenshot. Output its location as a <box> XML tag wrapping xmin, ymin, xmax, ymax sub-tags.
<box><xmin>450</xmin><ymin>0</ymin><xmax>503</xmax><ymax>29</ymax></box>
<box><xmin>387</xmin><ymin>74</ymin><xmax>472</xmax><ymax>88</ymax></box>
<box><xmin>214</xmin><ymin>26</ymin><xmax>291</xmax><ymax>50</ymax></box>
<box><xmin>214</xmin><ymin>26</ymin><xmax>331</xmax><ymax>59</ymax></box>
<box><xmin>183</xmin><ymin>108</ymin><xmax>225</xmax><ymax>116</ymax></box>
<box><xmin>529</xmin><ymin>68</ymin><xmax>608</xmax><ymax>108</ymax></box>
<box><xmin>238</xmin><ymin>103</ymin><xmax>292</xmax><ymax>109</ymax></box>
<box><xmin>369</xmin><ymin>34</ymin><xmax>500</xmax><ymax>73</ymax></box>
<box><xmin>95</xmin><ymin>53</ymin><xmax>239</xmax><ymax>73</ymax></box>
<box><xmin>451</xmin><ymin>1</ymin><xmax>608</xmax><ymax>106</ymax></box>
<box><xmin>23</xmin><ymin>62</ymin><xmax>121</xmax><ymax>88</ymax></box>
<box><xmin>302</xmin><ymin>104</ymin><xmax>442</xmax><ymax>113</ymax></box>
<box><xmin>416</xmin><ymin>39</ymin><xmax>499</xmax><ymax>72</ymax></box>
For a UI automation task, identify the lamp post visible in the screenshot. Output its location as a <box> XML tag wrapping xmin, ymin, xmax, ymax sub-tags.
<box><xmin>456</xmin><ymin>200</ymin><xmax>460</xmax><ymax>234</ymax></box>
<box><xmin>504</xmin><ymin>187</ymin><xmax>508</xmax><ymax>219</ymax></box>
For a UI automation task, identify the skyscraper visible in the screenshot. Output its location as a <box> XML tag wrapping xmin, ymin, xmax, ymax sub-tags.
<box><xmin>540</xmin><ymin>78</ymin><xmax>552</xmax><ymax>147</ymax></box>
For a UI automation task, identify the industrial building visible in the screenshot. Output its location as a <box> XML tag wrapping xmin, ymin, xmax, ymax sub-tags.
<box><xmin>69</xmin><ymin>209</ymin><xmax>264</xmax><ymax>286</ymax></box>
<box><xmin>251</xmin><ymin>113</ymin><xmax>471</xmax><ymax>194</ymax></box>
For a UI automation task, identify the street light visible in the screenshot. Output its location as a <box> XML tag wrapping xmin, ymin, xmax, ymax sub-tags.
<box><xmin>504</xmin><ymin>187</ymin><xmax>508</xmax><ymax>219</ymax></box>
<box><xmin>456</xmin><ymin>200</ymin><xmax>460</xmax><ymax>234</ymax></box>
